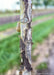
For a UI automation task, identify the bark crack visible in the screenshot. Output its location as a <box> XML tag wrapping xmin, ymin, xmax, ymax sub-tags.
<box><xmin>20</xmin><ymin>39</ymin><xmax>32</xmax><ymax>71</ymax></box>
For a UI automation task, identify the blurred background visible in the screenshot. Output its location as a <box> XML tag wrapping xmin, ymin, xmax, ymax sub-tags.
<box><xmin>0</xmin><ymin>0</ymin><xmax>54</xmax><ymax>75</ymax></box>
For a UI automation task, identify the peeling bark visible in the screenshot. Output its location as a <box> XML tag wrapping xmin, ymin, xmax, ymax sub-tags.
<box><xmin>20</xmin><ymin>0</ymin><xmax>32</xmax><ymax>75</ymax></box>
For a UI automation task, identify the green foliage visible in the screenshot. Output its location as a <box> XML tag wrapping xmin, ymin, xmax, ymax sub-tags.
<box><xmin>0</xmin><ymin>33</ymin><xmax>21</xmax><ymax>73</ymax></box>
<box><xmin>0</xmin><ymin>22</ymin><xmax>17</xmax><ymax>31</ymax></box>
<box><xmin>32</xmin><ymin>18</ymin><xmax>54</xmax><ymax>49</ymax></box>
<box><xmin>36</xmin><ymin>62</ymin><xmax>48</xmax><ymax>70</ymax></box>
<box><xmin>43</xmin><ymin>0</ymin><xmax>48</xmax><ymax>7</ymax></box>
<box><xmin>43</xmin><ymin>0</ymin><xmax>52</xmax><ymax>8</ymax></box>
<box><xmin>32</xmin><ymin>0</ymin><xmax>41</xmax><ymax>8</ymax></box>
<box><xmin>32</xmin><ymin>0</ymin><xmax>53</xmax><ymax>8</ymax></box>
<box><xmin>49</xmin><ymin>0</ymin><xmax>54</xmax><ymax>6</ymax></box>
<box><xmin>32</xmin><ymin>13</ymin><xmax>54</xmax><ymax>22</ymax></box>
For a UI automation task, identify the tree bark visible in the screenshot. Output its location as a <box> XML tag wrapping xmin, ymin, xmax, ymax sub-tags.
<box><xmin>19</xmin><ymin>0</ymin><xmax>32</xmax><ymax>75</ymax></box>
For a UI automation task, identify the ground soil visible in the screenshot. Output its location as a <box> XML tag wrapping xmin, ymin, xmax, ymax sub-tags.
<box><xmin>32</xmin><ymin>33</ymin><xmax>54</xmax><ymax>75</ymax></box>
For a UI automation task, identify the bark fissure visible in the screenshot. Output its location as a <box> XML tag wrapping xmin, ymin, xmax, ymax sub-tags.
<box><xmin>20</xmin><ymin>0</ymin><xmax>32</xmax><ymax>75</ymax></box>
<box><xmin>20</xmin><ymin>38</ymin><xmax>32</xmax><ymax>71</ymax></box>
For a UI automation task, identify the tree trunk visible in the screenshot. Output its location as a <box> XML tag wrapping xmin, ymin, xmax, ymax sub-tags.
<box><xmin>19</xmin><ymin>0</ymin><xmax>32</xmax><ymax>75</ymax></box>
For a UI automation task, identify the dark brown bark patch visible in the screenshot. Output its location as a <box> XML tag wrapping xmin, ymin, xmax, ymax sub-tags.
<box><xmin>23</xmin><ymin>0</ymin><xmax>28</xmax><ymax>2</ymax></box>
<box><xmin>20</xmin><ymin>38</ymin><xmax>32</xmax><ymax>71</ymax></box>
<box><xmin>24</xmin><ymin>29</ymin><xmax>28</xmax><ymax>41</ymax></box>
<box><xmin>20</xmin><ymin>38</ymin><xmax>25</xmax><ymax>51</ymax></box>
<box><xmin>23</xmin><ymin>0</ymin><xmax>29</xmax><ymax>21</ymax></box>
<box><xmin>21</xmin><ymin>51</ymin><xmax>32</xmax><ymax>71</ymax></box>
<box><xmin>27</xmin><ymin>22</ymin><xmax>31</xmax><ymax>29</ymax></box>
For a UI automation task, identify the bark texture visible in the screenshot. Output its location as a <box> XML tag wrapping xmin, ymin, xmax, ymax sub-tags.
<box><xmin>20</xmin><ymin>0</ymin><xmax>32</xmax><ymax>75</ymax></box>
